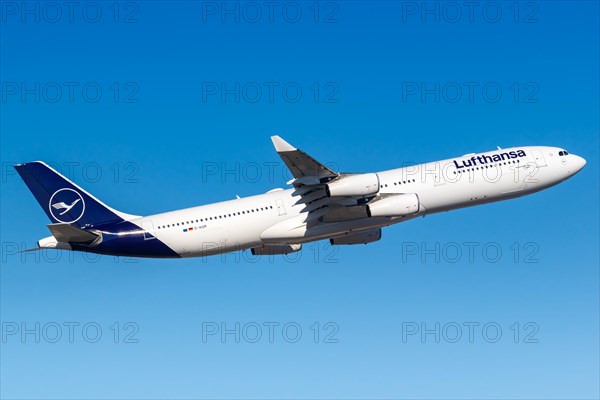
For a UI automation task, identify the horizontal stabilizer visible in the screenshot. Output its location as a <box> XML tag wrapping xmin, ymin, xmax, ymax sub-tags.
<box><xmin>18</xmin><ymin>247</ymin><xmax>45</xmax><ymax>253</ymax></box>
<box><xmin>47</xmin><ymin>223</ymin><xmax>100</xmax><ymax>243</ymax></box>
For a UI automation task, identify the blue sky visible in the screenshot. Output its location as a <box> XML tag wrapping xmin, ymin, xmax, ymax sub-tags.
<box><xmin>1</xmin><ymin>1</ymin><xmax>599</xmax><ymax>399</ymax></box>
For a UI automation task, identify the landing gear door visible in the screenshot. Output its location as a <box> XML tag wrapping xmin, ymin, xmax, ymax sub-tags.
<box><xmin>530</xmin><ymin>150</ymin><xmax>547</xmax><ymax>167</ymax></box>
<box><xmin>141</xmin><ymin>220</ymin><xmax>156</xmax><ymax>240</ymax></box>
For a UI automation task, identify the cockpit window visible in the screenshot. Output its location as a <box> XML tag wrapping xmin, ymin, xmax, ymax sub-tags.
<box><xmin>559</xmin><ymin>150</ymin><xmax>569</xmax><ymax>156</ymax></box>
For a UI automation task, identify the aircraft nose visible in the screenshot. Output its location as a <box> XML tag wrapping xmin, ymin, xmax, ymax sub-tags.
<box><xmin>574</xmin><ymin>155</ymin><xmax>586</xmax><ymax>170</ymax></box>
<box><xmin>570</xmin><ymin>155</ymin><xmax>586</xmax><ymax>174</ymax></box>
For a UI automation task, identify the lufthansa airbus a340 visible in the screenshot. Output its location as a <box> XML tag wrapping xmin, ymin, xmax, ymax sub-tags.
<box><xmin>15</xmin><ymin>136</ymin><xmax>586</xmax><ymax>258</ymax></box>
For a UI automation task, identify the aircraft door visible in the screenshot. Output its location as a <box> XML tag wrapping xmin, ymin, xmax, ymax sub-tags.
<box><xmin>141</xmin><ymin>220</ymin><xmax>156</xmax><ymax>240</ymax></box>
<box><xmin>530</xmin><ymin>150</ymin><xmax>547</xmax><ymax>167</ymax></box>
<box><xmin>275</xmin><ymin>199</ymin><xmax>286</xmax><ymax>216</ymax></box>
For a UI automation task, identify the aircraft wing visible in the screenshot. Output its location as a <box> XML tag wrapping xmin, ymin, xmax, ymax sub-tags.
<box><xmin>271</xmin><ymin>135</ymin><xmax>338</xmax><ymax>185</ymax></box>
<box><xmin>270</xmin><ymin>136</ymin><xmax>380</xmax><ymax>228</ymax></box>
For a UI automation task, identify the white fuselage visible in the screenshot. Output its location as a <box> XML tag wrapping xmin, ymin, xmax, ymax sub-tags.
<box><xmin>129</xmin><ymin>146</ymin><xmax>585</xmax><ymax>257</ymax></box>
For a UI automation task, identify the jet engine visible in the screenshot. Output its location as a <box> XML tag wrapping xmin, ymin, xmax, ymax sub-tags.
<box><xmin>325</xmin><ymin>173</ymin><xmax>379</xmax><ymax>197</ymax></box>
<box><xmin>367</xmin><ymin>194</ymin><xmax>420</xmax><ymax>217</ymax></box>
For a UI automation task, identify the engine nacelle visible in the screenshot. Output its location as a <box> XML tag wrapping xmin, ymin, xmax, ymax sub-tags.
<box><xmin>330</xmin><ymin>228</ymin><xmax>381</xmax><ymax>245</ymax></box>
<box><xmin>325</xmin><ymin>173</ymin><xmax>379</xmax><ymax>197</ymax></box>
<box><xmin>367</xmin><ymin>194</ymin><xmax>420</xmax><ymax>217</ymax></box>
<box><xmin>251</xmin><ymin>243</ymin><xmax>302</xmax><ymax>255</ymax></box>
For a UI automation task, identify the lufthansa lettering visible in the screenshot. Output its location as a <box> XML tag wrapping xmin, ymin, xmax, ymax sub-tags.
<box><xmin>453</xmin><ymin>150</ymin><xmax>527</xmax><ymax>169</ymax></box>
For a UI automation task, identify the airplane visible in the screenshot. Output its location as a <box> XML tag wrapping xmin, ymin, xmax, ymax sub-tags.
<box><xmin>15</xmin><ymin>136</ymin><xmax>586</xmax><ymax>258</ymax></box>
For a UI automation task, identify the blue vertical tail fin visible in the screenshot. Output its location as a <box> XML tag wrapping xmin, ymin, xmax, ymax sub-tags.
<box><xmin>14</xmin><ymin>161</ymin><xmax>139</xmax><ymax>228</ymax></box>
